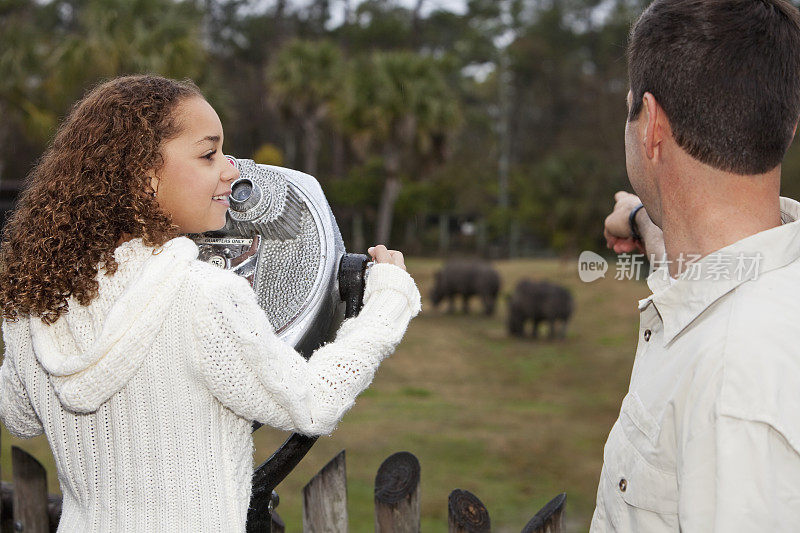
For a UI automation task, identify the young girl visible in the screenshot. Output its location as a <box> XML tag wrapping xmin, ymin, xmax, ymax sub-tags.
<box><xmin>0</xmin><ymin>75</ymin><xmax>421</xmax><ymax>532</ymax></box>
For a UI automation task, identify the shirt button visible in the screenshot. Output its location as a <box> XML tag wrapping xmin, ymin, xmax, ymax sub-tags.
<box><xmin>619</xmin><ymin>478</ymin><xmax>627</xmax><ymax>492</ymax></box>
<box><xmin>644</xmin><ymin>329</ymin><xmax>652</xmax><ymax>342</ymax></box>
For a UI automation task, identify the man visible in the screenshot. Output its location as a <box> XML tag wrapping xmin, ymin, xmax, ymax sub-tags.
<box><xmin>592</xmin><ymin>0</ymin><xmax>800</xmax><ymax>531</ymax></box>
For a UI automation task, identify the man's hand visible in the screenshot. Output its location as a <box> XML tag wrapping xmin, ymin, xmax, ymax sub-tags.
<box><xmin>604</xmin><ymin>191</ymin><xmax>646</xmax><ymax>254</ymax></box>
<box><xmin>368</xmin><ymin>244</ymin><xmax>407</xmax><ymax>271</ymax></box>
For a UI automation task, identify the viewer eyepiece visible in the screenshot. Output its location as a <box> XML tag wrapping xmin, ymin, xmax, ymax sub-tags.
<box><xmin>229</xmin><ymin>178</ymin><xmax>260</xmax><ymax>212</ymax></box>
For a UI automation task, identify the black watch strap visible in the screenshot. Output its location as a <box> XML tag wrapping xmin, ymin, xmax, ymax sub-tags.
<box><xmin>629</xmin><ymin>203</ymin><xmax>645</xmax><ymax>242</ymax></box>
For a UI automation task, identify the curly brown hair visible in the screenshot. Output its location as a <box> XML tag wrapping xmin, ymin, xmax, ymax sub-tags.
<box><xmin>0</xmin><ymin>74</ymin><xmax>203</xmax><ymax>324</ymax></box>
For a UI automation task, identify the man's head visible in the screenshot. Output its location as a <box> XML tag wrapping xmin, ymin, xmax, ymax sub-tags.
<box><xmin>625</xmin><ymin>0</ymin><xmax>800</xmax><ymax>222</ymax></box>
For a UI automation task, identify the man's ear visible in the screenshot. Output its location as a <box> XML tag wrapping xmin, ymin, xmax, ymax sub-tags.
<box><xmin>641</xmin><ymin>92</ymin><xmax>668</xmax><ymax>161</ymax></box>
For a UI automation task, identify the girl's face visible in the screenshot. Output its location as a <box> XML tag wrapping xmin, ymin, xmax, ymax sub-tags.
<box><xmin>151</xmin><ymin>96</ymin><xmax>239</xmax><ymax>234</ymax></box>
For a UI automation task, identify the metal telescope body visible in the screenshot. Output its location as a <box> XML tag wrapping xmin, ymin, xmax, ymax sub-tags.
<box><xmin>191</xmin><ymin>156</ymin><xmax>364</xmax><ymax>355</ymax></box>
<box><xmin>188</xmin><ymin>157</ymin><xmax>369</xmax><ymax>531</ymax></box>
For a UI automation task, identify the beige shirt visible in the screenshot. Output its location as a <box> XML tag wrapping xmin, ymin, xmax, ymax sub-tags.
<box><xmin>591</xmin><ymin>197</ymin><xmax>800</xmax><ymax>532</ymax></box>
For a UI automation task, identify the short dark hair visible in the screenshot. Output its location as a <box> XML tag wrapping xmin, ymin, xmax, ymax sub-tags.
<box><xmin>628</xmin><ymin>0</ymin><xmax>800</xmax><ymax>175</ymax></box>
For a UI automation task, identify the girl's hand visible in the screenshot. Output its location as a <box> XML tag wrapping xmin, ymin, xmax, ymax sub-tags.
<box><xmin>368</xmin><ymin>245</ymin><xmax>407</xmax><ymax>271</ymax></box>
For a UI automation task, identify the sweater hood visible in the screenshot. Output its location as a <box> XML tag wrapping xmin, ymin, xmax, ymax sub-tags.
<box><xmin>29</xmin><ymin>237</ymin><xmax>199</xmax><ymax>413</ymax></box>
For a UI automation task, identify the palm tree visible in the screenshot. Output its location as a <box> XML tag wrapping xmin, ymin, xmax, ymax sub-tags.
<box><xmin>267</xmin><ymin>39</ymin><xmax>345</xmax><ymax>177</ymax></box>
<box><xmin>50</xmin><ymin>0</ymin><xmax>206</xmax><ymax>102</ymax></box>
<box><xmin>344</xmin><ymin>51</ymin><xmax>460</xmax><ymax>245</ymax></box>
<box><xmin>0</xmin><ymin>0</ymin><xmax>207</xmax><ymax>184</ymax></box>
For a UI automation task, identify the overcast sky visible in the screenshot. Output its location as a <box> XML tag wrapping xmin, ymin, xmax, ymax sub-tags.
<box><xmin>293</xmin><ymin>0</ymin><xmax>469</xmax><ymax>26</ymax></box>
<box><xmin>382</xmin><ymin>0</ymin><xmax>467</xmax><ymax>15</ymax></box>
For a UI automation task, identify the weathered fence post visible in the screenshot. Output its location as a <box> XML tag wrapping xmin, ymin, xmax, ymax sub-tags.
<box><xmin>12</xmin><ymin>446</ymin><xmax>49</xmax><ymax>533</ymax></box>
<box><xmin>1</xmin><ymin>431</ymin><xmax>3</xmax><ymax>529</ymax></box>
<box><xmin>302</xmin><ymin>450</ymin><xmax>348</xmax><ymax>533</ymax></box>
<box><xmin>270</xmin><ymin>514</ymin><xmax>285</xmax><ymax>533</ymax></box>
<box><xmin>521</xmin><ymin>493</ymin><xmax>566</xmax><ymax>533</ymax></box>
<box><xmin>1</xmin><ymin>431</ymin><xmax>3</xmax><ymax>527</ymax></box>
<box><xmin>374</xmin><ymin>451</ymin><xmax>421</xmax><ymax>533</ymax></box>
<box><xmin>0</xmin><ymin>481</ymin><xmax>62</xmax><ymax>532</ymax></box>
<box><xmin>447</xmin><ymin>489</ymin><xmax>490</xmax><ymax>533</ymax></box>
<box><xmin>0</xmin><ymin>482</ymin><xmax>11</xmax><ymax>533</ymax></box>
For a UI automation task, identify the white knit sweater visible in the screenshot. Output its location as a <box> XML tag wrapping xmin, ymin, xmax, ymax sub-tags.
<box><xmin>0</xmin><ymin>236</ymin><xmax>421</xmax><ymax>532</ymax></box>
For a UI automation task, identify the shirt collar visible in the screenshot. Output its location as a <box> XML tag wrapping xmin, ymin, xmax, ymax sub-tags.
<box><xmin>639</xmin><ymin>196</ymin><xmax>800</xmax><ymax>344</ymax></box>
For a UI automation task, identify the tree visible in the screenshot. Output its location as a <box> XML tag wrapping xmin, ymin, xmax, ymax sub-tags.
<box><xmin>48</xmin><ymin>0</ymin><xmax>207</xmax><ymax>108</ymax></box>
<box><xmin>0</xmin><ymin>0</ymin><xmax>207</xmax><ymax>186</ymax></box>
<box><xmin>267</xmin><ymin>39</ymin><xmax>346</xmax><ymax>177</ymax></box>
<box><xmin>344</xmin><ymin>51</ymin><xmax>460</xmax><ymax>245</ymax></box>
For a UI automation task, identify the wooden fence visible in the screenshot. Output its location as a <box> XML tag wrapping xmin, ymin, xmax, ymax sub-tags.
<box><xmin>0</xmin><ymin>446</ymin><xmax>566</xmax><ymax>533</ymax></box>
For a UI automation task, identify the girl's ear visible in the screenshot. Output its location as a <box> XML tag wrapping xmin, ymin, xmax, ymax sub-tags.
<box><xmin>148</xmin><ymin>172</ymin><xmax>160</xmax><ymax>197</ymax></box>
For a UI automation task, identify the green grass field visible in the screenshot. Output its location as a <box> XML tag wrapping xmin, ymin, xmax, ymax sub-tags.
<box><xmin>1</xmin><ymin>257</ymin><xmax>650</xmax><ymax>532</ymax></box>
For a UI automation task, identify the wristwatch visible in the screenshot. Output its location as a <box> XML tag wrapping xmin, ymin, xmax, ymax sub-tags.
<box><xmin>629</xmin><ymin>203</ymin><xmax>645</xmax><ymax>242</ymax></box>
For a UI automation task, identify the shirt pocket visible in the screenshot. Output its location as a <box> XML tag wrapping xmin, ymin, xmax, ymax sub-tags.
<box><xmin>602</xmin><ymin>393</ymin><xmax>679</xmax><ymax>531</ymax></box>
